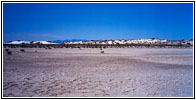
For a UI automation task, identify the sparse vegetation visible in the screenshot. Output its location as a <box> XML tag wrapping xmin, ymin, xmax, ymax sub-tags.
<box><xmin>7</xmin><ymin>51</ymin><xmax>12</xmax><ymax>55</ymax></box>
<box><xmin>100</xmin><ymin>51</ymin><xmax>104</xmax><ymax>54</ymax></box>
<box><xmin>20</xmin><ymin>49</ymin><xmax>25</xmax><ymax>52</ymax></box>
<box><xmin>3</xmin><ymin>40</ymin><xmax>193</xmax><ymax>49</ymax></box>
<box><xmin>5</xmin><ymin>49</ymin><xmax>9</xmax><ymax>52</ymax></box>
<box><xmin>5</xmin><ymin>49</ymin><xmax>12</xmax><ymax>55</ymax></box>
<box><xmin>30</xmin><ymin>41</ymin><xmax>34</xmax><ymax>44</ymax></box>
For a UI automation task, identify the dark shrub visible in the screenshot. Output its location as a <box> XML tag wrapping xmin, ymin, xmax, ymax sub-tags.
<box><xmin>7</xmin><ymin>51</ymin><xmax>12</xmax><ymax>55</ymax></box>
<box><xmin>5</xmin><ymin>49</ymin><xmax>9</xmax><ymax>52</ymax></box>
<box><xmin>100</xmin><ymin>51</ymin><xmax>104</xmax><ymax>54</ymax></box>
<box><xmin>20</xmin><ymin>49</ymin><xmax>25</xmax><ymax>52</ymax></box>
<box><xmin>78</xmin><ymin>47</ymin><xmax>82</xmax><ymax>50</ymax></box>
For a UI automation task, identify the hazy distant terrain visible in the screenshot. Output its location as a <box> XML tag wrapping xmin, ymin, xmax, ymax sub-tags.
<box><xmin>3</xmin><ymin>48</ymin><xmax>193</xmax><ymax>97</ymax></box>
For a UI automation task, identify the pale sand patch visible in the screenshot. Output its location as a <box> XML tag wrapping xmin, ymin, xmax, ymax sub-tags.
<box><xmin>134</xmin><ymin>55</ymin><xmax>193</xmax><ymax>66</ymax></box>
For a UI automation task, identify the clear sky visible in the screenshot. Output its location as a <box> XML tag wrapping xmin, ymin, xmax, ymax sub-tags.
<box><xmin>3</xmin><ymin>3</ymin><xmax>193</xmax><ymax>42</ymax></box>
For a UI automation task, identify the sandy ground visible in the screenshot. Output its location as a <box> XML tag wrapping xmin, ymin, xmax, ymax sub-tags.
<box><xmin>3</xmin><ymin>48</ymin><xmax>193</xmax><ymax>97</ymax></box>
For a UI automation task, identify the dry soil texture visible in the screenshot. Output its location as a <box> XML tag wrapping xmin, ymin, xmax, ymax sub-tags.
<box><xmin>3</xmin><ymin>48</ymin><xmax>193</xmax><ymax>97</ymax></box>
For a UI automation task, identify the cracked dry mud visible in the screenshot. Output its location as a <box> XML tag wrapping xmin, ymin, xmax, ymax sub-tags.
<box><xmin>3</xmin><ymin>48</ymin><xmax>193</xmax><ymax>97</ymax></box>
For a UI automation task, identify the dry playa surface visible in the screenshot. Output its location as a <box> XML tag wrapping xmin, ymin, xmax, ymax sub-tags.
<box><xmin>3</xmin><ymin>48</ymin><xmax>193</xmax><ymax>97</ymax></box>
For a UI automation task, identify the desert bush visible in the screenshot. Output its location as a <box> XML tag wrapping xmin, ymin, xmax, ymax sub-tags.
<box><xmin>20</xmin><ymin>49</ymin><xmax>25</xmax><ymax>52</ymax></box>
<box><xmin>100</xmin><ymin>51</ymin><xmax>104</xmax><ymax>54</ymax></box>
<box><xmin>35</xmin><ymin>50</ymin><xmax>37</xmax><ymax>52</ymax></box>
<box><xmin>78</xmin><ymin>47</ymin><xmax>82</xmax><ymax>50</ymax></box>
<box><xmin>7</xmin><ymin>51</ymin><xmax>12</xmax><ymax>55</ymax></box>
<box><xmin>5</xmin><ymin>49</ymin><xmax>9</xmax><ymax>52</ymax></box>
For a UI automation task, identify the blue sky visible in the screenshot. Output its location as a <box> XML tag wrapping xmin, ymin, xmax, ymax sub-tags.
<box><xmin>3</xmin><ymin>3</ymin><xmax>193</xmax><ymax>41</ymax></box>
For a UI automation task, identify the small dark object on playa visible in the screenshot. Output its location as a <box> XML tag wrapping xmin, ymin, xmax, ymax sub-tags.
<box><xmin>7</xmin><ymin>51</ymin><xmax>12</xmax><ymax>55</ymax></box>
<box><xmin>35</xmin><ymin>50</ymin><xmax>37</xmax><ymax>52</ymax></box>
<box><xmin>5</xmin><ymin>49</ymin><xmax>9</xmax><ymax>52</ymax></box>
<box><xmin>20</xmin><ymin>49</ymin><xmax>25</xmax><ymax>52</ymax></box>
<box><xmin>100</xmin><ymin>51</ymin><xmax>104</xmax><ymax>54</ymax></box>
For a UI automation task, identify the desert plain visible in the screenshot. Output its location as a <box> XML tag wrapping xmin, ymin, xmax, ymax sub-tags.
<box><xmin>3</xmin><ymin>48</ymin><xmax>193</xmax><ymax>97</ymax></box>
